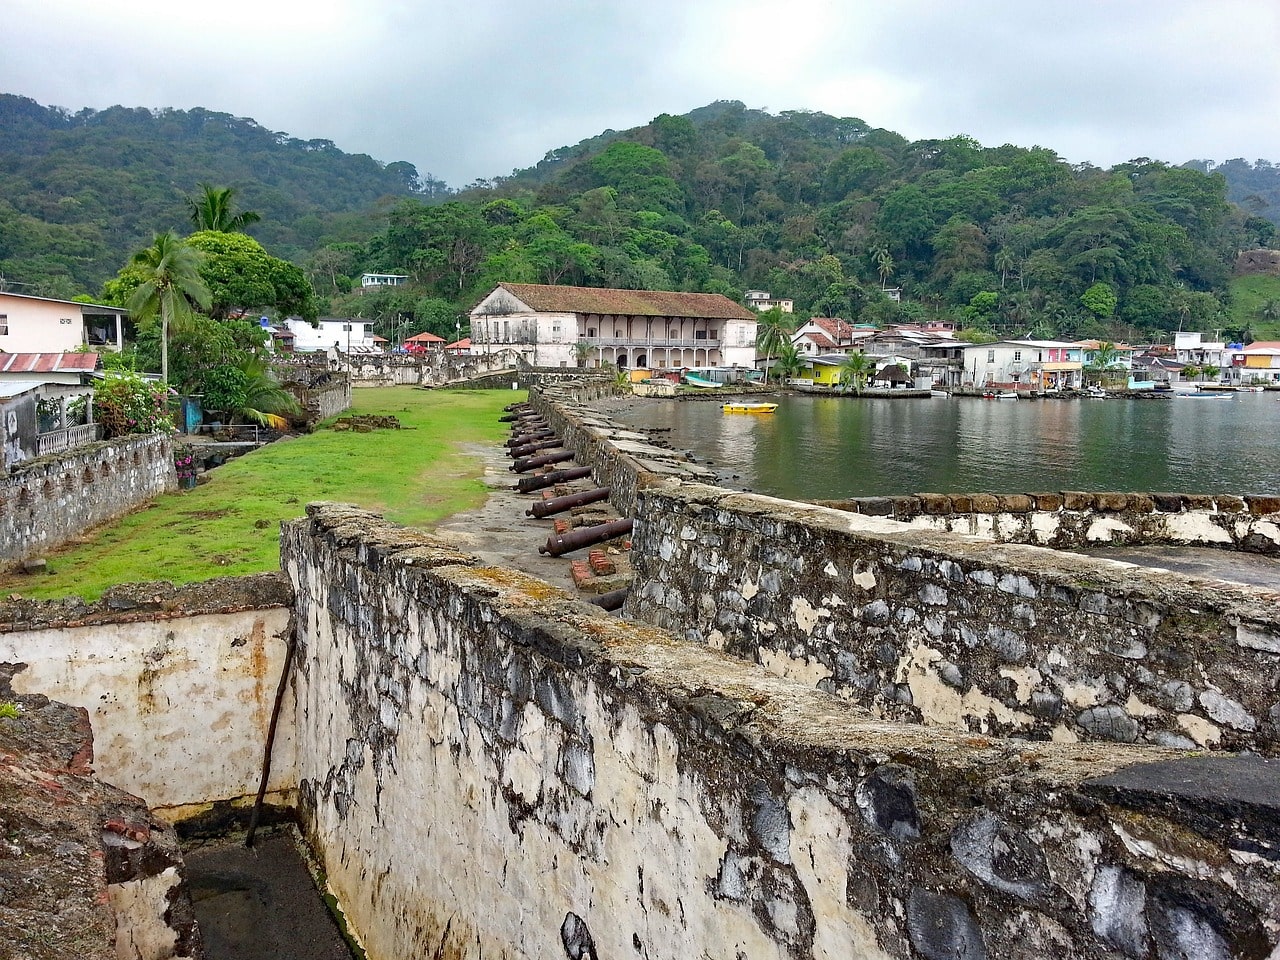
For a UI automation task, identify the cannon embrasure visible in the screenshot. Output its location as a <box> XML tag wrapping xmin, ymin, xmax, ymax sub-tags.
<box><xmin>539</xmin><ymin>518</ymin><xmax>634</xmax><ymax>557</ymax></box>
<box><xmin>526</xmin><ymin>487</ymin><xmax>612</xmax><ymax>518</ymax></box>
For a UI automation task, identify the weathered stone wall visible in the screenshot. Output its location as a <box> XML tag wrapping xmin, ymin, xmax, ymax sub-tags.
<box><xmin>0</xmin><ymin>574</ymin><xmax>295</xmax><ymax>816</ymax></box>
<box><xmin>348</xmin><ymin>350</ymin><xmax>526</xmax><ymax>387</ymax></box>
<box><xmin>0</xmin><ymin>687</ymin><xmax>202</xmax><ymax>960</ymax></box>
<box><xmin>530</xmin><ymin>383</ymin><xmax>712</xmax><ymax>516</ymax></box>
<box><xmin>0</xmin><ymin>433</ymin><xmax>176</xmax><ymax>563</ymax></box>
<box><xmin>626</xmin><ymin>483</ymin><xmax>1280</xmax><ymax>754</ymax></box>
<box><xmin>287</xmin><ymin>377</ymin><xmax>352</xmax><ymax>423</ymax></box>
<box><xmin>816</xmin><ymin>490</ymin><xmax>1280</xmax><ymax>555</ymax></box>
<box><xmin>281</xmin><ymin>503</ymin><xmax>1279</xmax><ymax>960</ymax></box>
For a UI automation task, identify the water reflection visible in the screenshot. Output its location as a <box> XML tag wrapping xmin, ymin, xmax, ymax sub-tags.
<box><xmin>616</xmin><ymin>393</ymin><xmax>1280</xmax><ymax>498</ymax></box>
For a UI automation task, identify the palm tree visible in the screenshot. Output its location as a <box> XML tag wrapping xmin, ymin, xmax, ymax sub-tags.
<box><xmin>994</xmin><ymin>247</ymin><xmax>1016</xmax><ymax>289</ymax></box>
<box><xmin>573</xmin><ymin>339</ymin><xmax>592</xmax><ymax>368</ymax></box>
<box><xmin>875</xmin><ymin>248</ymin><xmax>895</xmax><ymax>289</ymax></box>
<box><xmin>238</xmin><ymin>356</ymin><xmax>302</xmax><ymax>429</ymax></box>
<box><xmin>1259</xmin><ymin>298</ymin><xmax>1280</xmax><ymax>324</ymax></box>
<box><xmin>838</xmin><ymin>352</ymin><xmax>874</xmax><ymax>395</ymax></box>
<box><xmin>186</xmin><ymin>184</ymin><xmax>261</xmax><ymax>233</ymax></box>
<box><xmin>126</xmin><ymin>232</ymin><xmax>212</xmax><ymax>384</ymax></box>
<box><xmin>774</xmin><ymin>343</ymin><xmax>804</xmax><ymax>384</ymax></box>
<box><xmin>755</xmin><ymin>307</ymin><xmax>794</xmax><ymax>383</ymax></box>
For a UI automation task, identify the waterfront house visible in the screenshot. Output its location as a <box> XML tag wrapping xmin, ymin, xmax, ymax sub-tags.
<box><xmin>469</xmin><ymin>283</ymin><xmax>758</xmax><ymax>369</ymax></box>
<box><xmin>1236</xmin><ymin>341</ymin><xmax>1280</xmax><ymax>383</ymax></box>
<box><xmin>0</xmin><ymin>291</ymin><xmax>127</xmax><ymax>354</ymax></box>
<box><xmin>961</xmin><ymin>340</ymin><xmax>1082</xmax><ymax>390</ymax></box>
<box><xmin>1173</xmin><ymin>331</ymin><xmax>1228</xmax><ymax>371</ymax></box>
<box><xmin>790</xmin><ymin>318</ymin><xmax>872</xmax><ymax>356</ymax></box>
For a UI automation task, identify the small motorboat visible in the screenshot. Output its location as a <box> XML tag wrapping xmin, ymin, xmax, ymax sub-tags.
<box><xmin>723</xmin><ymin>401</ymin><xmax>778</xmax><ymax>414</ymax></box>
<box><xmin>1084</xmin><ymin>386</ymin><xmax>1107</xmax><ymax>399</ymax></box>
<box><xmin>995</xmin><ymin>391</ymin><xmax>1018</xmax><ymax>400</ymax></box>
<box><xmin>683</xmin><ymin>373</ymin><xmax>720</xmax><ymax>388</ymax></box>
<box><xmin>929</xmin><ymin>388</ymin><xmax>951</xmax><ymax>398</ymax></box>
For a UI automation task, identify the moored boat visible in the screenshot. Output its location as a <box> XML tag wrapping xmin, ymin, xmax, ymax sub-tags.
<box><xmin>723</xmin><ymin>401</ymin><xmax>778</xmax><ymax>414</ymax></box>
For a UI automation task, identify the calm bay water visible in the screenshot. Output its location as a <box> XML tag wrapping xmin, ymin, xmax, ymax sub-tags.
<box><xmin>612</xmin><ymin>392</ymin><xmax>1280</xmax><ymax>499</ymax></box>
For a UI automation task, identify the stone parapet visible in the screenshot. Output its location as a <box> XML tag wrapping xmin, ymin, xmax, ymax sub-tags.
<box><xmin>626</xmin><ymin>482</ymin><xmax>1280</xmax><ymax>754</ymax></box>
<box><xmin>814</xmin><ymin>490</ymin><xmax>1280</xmax><ymax>554</ymax></box>
<box><xmin>0</xmin><ymin>433</ymin><xmax>175</xmax><ymax>563</ymax></box>
<box><xmin>280</xmin><ymin>502</ymin><xmax>1279</xmax><ymax>960</ymax></box>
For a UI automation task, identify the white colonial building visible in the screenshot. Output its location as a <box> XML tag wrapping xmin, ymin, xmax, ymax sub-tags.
<box><xmin>284</xmin><ymin>317</ymin><xmax>380</xmax><ymax>353</ymax></box>
<box><xmin>469</xmin><ymin>283</ymin><xmax>759</xmax><ymax>369</ymax></box>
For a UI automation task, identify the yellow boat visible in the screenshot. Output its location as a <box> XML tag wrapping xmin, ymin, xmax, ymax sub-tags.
<box><xmin>723</xmin><ymin>401</ymin><xmax>778</xmax><ymax>414</ymax></box>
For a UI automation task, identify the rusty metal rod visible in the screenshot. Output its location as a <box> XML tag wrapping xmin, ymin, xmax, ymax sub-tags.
<box><xmin>508</xmin><ymin>438</ymin><xmax>563</xmax><ymax>459</ymax></box>
<box><xmin>514</xmin><ymin>466</ymin><xmax>593</xmax><ymax>492</ymax></box>
<box><xmin>539</xmin><ymin>518</ymin><xmax>634</xmax><ymax>557</ymax></box>
<box><xmin>527</xmin><ymin>486</ymin><xmax>612</xmax><ymax>518</ymax></box>
<box><xmin>510</xmin><ymin>450</ymin><xmax>574</xmax><ymax>473</ymax></box>
<box><xmin>588</xmin><ymin>588</ymin><xmax>629</xmax><ymax>612</ymax></box>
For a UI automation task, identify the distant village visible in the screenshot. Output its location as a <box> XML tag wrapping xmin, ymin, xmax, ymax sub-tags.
<box><xmin>4</xmin><ymin>274</ymin><xmax>1280</xmax><ymax>473</ymax></box>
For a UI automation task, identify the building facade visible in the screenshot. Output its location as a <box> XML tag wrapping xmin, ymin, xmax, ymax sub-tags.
<box><xmin>961</xmin><ymin>340</ymin><xmax>1083</xmax><ymax>390</ymax></box>
<box><xmin>284</xmin><ymin>318</ymin><xmax>379</xmax><ymax>353</ymax></box>
<box><xmin>0</xmin><ymin>292</ymin><xmax>127</xmax><ymax>354</ymax></box>
<box><xmin>469</xmin><ymin>284</ymin><xmax>759</xmax><ymax>369</ymax></box>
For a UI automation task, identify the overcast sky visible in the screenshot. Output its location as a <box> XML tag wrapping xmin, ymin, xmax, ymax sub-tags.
<box><xmin>4</xmin><ymin>0</ymin><xmax>1278</xmax><ymax>188</ymax></box>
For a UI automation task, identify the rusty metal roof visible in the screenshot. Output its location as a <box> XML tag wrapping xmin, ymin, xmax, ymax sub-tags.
<box><xmin>0</xmin><ymin>353</ymin><xmax>100</xmax><ymax>374</ymax></box>
<box><xmin>493</xmin><ymin>283</ymin><xmax>757</xmax><ymax>320</ymax></box>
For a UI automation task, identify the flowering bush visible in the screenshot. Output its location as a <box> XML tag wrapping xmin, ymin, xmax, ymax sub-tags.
<box><xmin>173</xmin><ymin>447</ymin><xmax>197</xmax><ymax>480</ymax></box>
<box><xmin>93</xmin><ymin>372</ymin><xmax>174</xmax><ymax>439</ymax></box>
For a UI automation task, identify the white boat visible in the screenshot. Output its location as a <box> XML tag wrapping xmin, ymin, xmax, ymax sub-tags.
<box><xmin>995</xmin><ymin>391</ymin><xmax>1018</xmax><ymax>400</ymax></box>
<box><xmin>1084</xmin><ymin>386</ymin><xmax>1107</xmax><ymax>399</ymax></box>
<box><xmin>929</xmin><ymin>389</ymin><xmax>951</xmax><ymax>398</ymax></box>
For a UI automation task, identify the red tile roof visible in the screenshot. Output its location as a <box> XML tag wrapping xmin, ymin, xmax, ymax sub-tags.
<box><xmin>405</xmin><ymin>331</ymin><xmax>445</xmax><ymax>342</ymax></box>
<box><xmin>1245</xmin><ymin>341</ymin><xmax>1280</xmax><ymax>351</ymax></box>
<box><xmin>801</xmin><ymin>332</ymin><xmax>838</xmax><ymax>349</ymax></box>
<box><xmin>0</xmin><ymin>353</ymin><xmax>100</xmax><ymax>373</ymax></box>
<box><xmin>493</xmin><ymin>283</ymin><xmax>756</xmax><ymax>320</ymax></box>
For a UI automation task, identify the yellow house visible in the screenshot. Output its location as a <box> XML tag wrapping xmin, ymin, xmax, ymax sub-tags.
<box><xmin>797</xmin><ymin>355</ymin><xmax>846</xmax><ymax>387</ymax></box>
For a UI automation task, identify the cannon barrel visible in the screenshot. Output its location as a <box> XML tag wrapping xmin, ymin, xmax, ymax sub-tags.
<box><xmin>526</xmin><ymin>486</ymin><xmax>611</xmax><ymax>518</ymax></box>
<box><xmin>514</xmin><ymin>466</ymin><xmax>593</xmax><ymax>493</ymax></box>
<box><xmin>510</xmin><ymin>450</ymin><xmax>575</xmax><ymax>473</ymax></box>
<box><xmin>503</xmin><ymin>402</ymin><xmax>531</xmax><ymax>413</ymax></box>
<box><xmin>588</xmin><ymin>588</ymin><xmax>629</xmax><ymax>612</ymax></box>
<box><xmin>539</xmin><ymin>518</ymin><xmax>634</xmax><ymax>557</ymax></box>
<box><xmin>505</xmin><ymin>429</ymin><xmax>555</xmax><ymax>448</ymax></box>
<box><xmin>508</xmin><ymin>438</ymin><xmax>563</xmax><ymax>459</ymax></box>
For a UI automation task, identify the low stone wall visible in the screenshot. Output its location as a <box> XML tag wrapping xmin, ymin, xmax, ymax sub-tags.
<box><xmin>282</xmin><ymin>503</ymin><xmax>1279</xmax><ymax>960</ymax></box>
<box><xmin>0</xmin><ymin>688</ymin><xmax>202</xmax><ymax>959</ymax></box>
<box><xmin>815</xmin><ymin>490</ymin><xmax>1280</xmax><ymax>555</ymax></box>
<box><xmin>0</xmin><ymin>433</ymin><xmax>176</xmax><ymax>563</ymax></box>
<box><xmin>291</xmin><ymin>377</ymin><xmax>352</xmax><ymax>423</ymax></box>
<box><xmin>348</xmin><ymin>351</ymin><xmax>527</xmax><ymax>387</ymax></box>
<box><xmin>626</xmin><ymin>483</ymin><xmax>1280</xmax><ymax>754</ymax></box>
<box><xmin>0</xmin><ymin>574</ymin><xmax>295</xmax><ymax>816</ymax></box>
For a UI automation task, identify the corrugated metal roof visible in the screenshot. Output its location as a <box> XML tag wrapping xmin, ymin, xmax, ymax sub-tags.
<box><xmin>0</xmin><ymin>380</ymin><xmax>45</xmax><ymax>400</ymax></box>
<box><xmin>493</xmin><ymin>283</ymin><xmax>757</xmax><ymax>321</ymax></box>
<box><xmin>0</xmin><ymin>353</ymin><xmax>100</xmax><ymax>373</ymax></box>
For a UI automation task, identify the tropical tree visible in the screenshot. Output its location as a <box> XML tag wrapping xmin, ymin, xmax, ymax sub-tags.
<box><xmin>1182</xmin><ymin>363</ymin><xmax>1202</xmax><ymax>383</ymax></box>
<box><xmin>1201</xmin><ymin>363</ymin><xmax>1220</xmax><ymax>383</ymax></box>
<box><xmin>574</xmin><ymin>339</ymin><xmax>592</xmax><ymax>367</ymax></box>
<box><xmin>1258</xmin><ymin>298</ymin><xmax>1280</xmax><ymax>323</ymax></box>
<box><xmin>838</xmin><ymin>352</ymin><xmax>874</xmax><ymax>395</ymax></box>
<box><xmin>875</xmin><ymin>247</ymin><xmax>895</xmax><ymax>289</ymax></box>
<box><xmin>755</xmin><ymin>307</ymin><xmax>794</xmax><ymax>383</ymax></box>
<box><xmin>774</xmin><ymin>343</ymin><xmax>804</xmax><ymax>384</ymax></box>
<box><xmin>237</xmin><ymin>356</ymin><xmax>302</xmax><ymax>428</ymax></box>
<box><xmin>186</xmin><ymin>184</ymin><xmax>261</xmax><ymax>233</ymax></box>
<box><xmin>125</xmin><ymin>232</ymin><xmax>212</xmax><ymax>384</ymax></box>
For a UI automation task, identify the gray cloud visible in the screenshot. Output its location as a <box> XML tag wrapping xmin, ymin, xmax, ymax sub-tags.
<box><xmin>3</xmin><ymin>0</ymin><xmax>1278</xmax><ymax>186</ymax></box>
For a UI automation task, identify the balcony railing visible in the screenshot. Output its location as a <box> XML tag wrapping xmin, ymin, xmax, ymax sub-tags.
<box><xmin>588</xmin><ymin>336</ymin><xmax>721</xmax><ymax>349</ymax></box>
<box><xmin>37</xmin><ymin>422</ymin><xmax>103</xmax><ymax>457</ymax></box>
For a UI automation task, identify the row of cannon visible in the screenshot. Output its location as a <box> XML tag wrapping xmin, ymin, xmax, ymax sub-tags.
<box><xmin>502</xmin><ymin>401</ymin><xmax>630</xmax><ymax>611</ymax></box>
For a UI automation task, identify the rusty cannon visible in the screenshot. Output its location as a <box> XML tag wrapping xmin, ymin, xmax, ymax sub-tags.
<box><xmin>510</xmin><ymin>450</ymin><xmax>575</xmax><ymax>473</ymax></box>
<box><xmin>526</xmin><ymin>486</ymin><xmax>612</xmax><ymax>518</ymax></box>
<box><xmin>588</xmin><ymin>587</ymin><xmax>629</xmax><ymax>612</ymax></box>
<box><xmin>502</xmin><ymin>401</ymin><xmax>530</xmax><ymax>413</ymax></box>
<box><xmin>508</xmin><ymin>438</ymin><xmax>563</xmax><ymax>459</ymax></box>
<box><xmin>539</xmin><ymin>518</ymin><xmax>633</xmax><ymax>557</ymax></box>
<box><xmin>505</xmin><ymin>428</ymin><xmax>555</xmax><ymax>448</ymax></box>
<box><xmin>514</xmin><ymin>466</ymin><xmax>592</xmax><ymax>493</ymax></box>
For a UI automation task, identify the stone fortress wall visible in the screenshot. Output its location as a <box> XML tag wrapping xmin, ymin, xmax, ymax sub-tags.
<box><xmin>2</xmin><ymin>379</ymin><xmax>1278</xmax><ymax>959</ymax></box>
<box><xmin>0</xmin><ymin>433</ymin><xmax>176</xmax><ymax>563</ymax></box>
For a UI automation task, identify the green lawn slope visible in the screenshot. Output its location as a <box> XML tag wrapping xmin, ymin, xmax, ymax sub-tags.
<box><xmin>2</xmin><ymin>387</ymin><xmax>518</xmax><ymax>601</ymax></box>
<box><xmin>1229</xmin><ymin>274</ymin><xmax>1280</xmax><ymax>341</ymax></box>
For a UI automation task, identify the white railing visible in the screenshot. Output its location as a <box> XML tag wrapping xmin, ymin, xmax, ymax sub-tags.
<box><xmin>37</xmin><ymin>422</ymin><xmax>103</xmax><ymax>456</ymax></box>
<box><xmin>589</xmin><ymin>336</ymin><xmax>721</xmax><ymax>349</ymax></box>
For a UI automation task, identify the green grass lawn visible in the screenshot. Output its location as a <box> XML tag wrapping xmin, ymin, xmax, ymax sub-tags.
<box><xmin>1228</xmin><ymin>274</ymin><xmax>1280</xmax><ymax>341</ymax></box>
<box><xmin>3</xmin><ymin>387</ymin><xmax>520</xmax><ymax>601</ymax></box>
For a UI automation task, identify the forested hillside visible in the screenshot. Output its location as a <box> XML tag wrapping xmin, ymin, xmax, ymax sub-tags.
<box><xmin>1183</xmin><ymin>158</ymin><xmax>1280</xmax><ymax>227</ymax></box>
<box><xmin>4</xmin><ymin>93</ymin><xmax>1277</xmax><ymax>346</ymax></box>
<box><xmin>0</xmin><ymin>94</ymin><xmax>442</xmax><ymax>296</ymax></box>
<box><xmin>328</xmin><ymin>101</ymin><xmax>1275</xmax><ymax>343</ymax></box>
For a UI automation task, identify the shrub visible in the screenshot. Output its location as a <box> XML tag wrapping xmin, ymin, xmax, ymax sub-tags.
<box><xmin>93</xmin><ymin>372</ymin><xmax>174</xmax><ymax>438</ymax></box>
